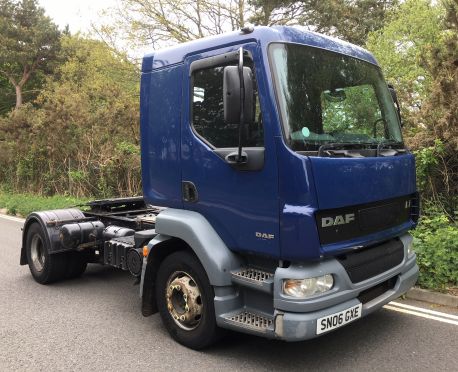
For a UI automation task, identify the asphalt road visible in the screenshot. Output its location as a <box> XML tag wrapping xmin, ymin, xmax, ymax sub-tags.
<box><xmin>0</xmin><ymin>215</ymin><xmax>457</xmax><ymax>372</ymax></box>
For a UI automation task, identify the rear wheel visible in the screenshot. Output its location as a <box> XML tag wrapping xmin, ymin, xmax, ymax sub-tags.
<box><xmin>156</xmin><ymin>251</ymin><xmax>223</xmax><ymax>349</ymax></box>
<box><xmin>26</xmin><ymin>223</ymin><xmax>86</xmax><ymax>284</ymax></box>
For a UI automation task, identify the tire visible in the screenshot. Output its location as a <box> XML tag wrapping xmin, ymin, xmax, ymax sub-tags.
<box><xmin>26</xmin><ymin>222</ymin><xmax>68</xmax><ymax>284</ymax></box>
<box><xmin>155</xmin><ymin>251</ymin><xmax>224</xmax><ymax>350</ymax></box>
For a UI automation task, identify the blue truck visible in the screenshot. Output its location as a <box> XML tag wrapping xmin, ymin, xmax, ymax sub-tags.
<box><xmin>20</xmin><ymin>26</ymin><xmax>419</xmax><ymax>350</ymax></box>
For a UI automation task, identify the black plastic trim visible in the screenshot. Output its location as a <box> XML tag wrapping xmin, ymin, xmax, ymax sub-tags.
<box><xmin>337</xmin><ymin>239</ymin><xmax>404</xmax><ymax>283</ymax></box>
<box><xmin>213</xmin><ymin>147</ymin><xmax>265</xmax><ymax>171</ymax></box>
<box><xmin>316</xmin><ymin>194</ymin><xmax>415</xmax><ymax>245</ymax></box>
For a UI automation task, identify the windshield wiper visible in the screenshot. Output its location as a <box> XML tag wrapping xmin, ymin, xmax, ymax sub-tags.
<box><xmin>318</xmin><ymin>143</ymin><xmax>340</xmax><ymax>156</ymax></box>
<box><xmin>317</xmin><ymin>142</ymin><xmax>373</xmax><ymax>157</ymax></box>
<box><xmin>376</xmin><ymin>140</ymin><xmax>406</xmax><ymax>157</ymax></box>
<box><xmin>317</xmin><ymin>141</ymin><xmax>406</xmax><ymax>158</ymax></box>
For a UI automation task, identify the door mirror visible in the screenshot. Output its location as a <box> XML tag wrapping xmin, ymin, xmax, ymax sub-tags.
<box><xmin>223</xmin><ymin>66</ymin><xmax>254</xmax><ymax>125</ymax></box>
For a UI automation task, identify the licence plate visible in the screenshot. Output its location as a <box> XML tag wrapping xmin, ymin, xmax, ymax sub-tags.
<box><xmin>316</xmin><ymin>303</ymin><xmax>362</xmax><ymax>335</ymax></box>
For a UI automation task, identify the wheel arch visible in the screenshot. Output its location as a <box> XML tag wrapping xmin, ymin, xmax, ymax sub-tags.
<box><xmin>20</xmin><ymin>209</ymin><xmax>85</xmax><ymax>265</ymax></box>
<box><xmin>140</xmin><ymin>208</ymin><xmax>241</xmax><ymax>316</ymax></box>
<box><xmin>20</xmin><ymin>216</ymin><xmax>47</xmax><ymax>265</ymax></box>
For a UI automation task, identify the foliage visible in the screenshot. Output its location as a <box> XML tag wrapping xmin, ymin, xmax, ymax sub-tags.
<box><xmin>367</xmin><ymin>0</ymin><xmax>457</xmax><ymax>216</ymax></box>
<box><xmin>366</xmin><ymin>0</ymin><xmax>444</xmax><ymax>131</ymax></box>
<box><xmin>412</xmin><ymin>206</ymin><xmax>458</xmax><ymax>291</ymax></box>
<box><xmin>0</xmin><ymin>0</ymin><xmax>61</xmax><ymax>108</ymax></box>
<box><xmin>0</xmin><ymin>191</ymin><xmax>89</xmax><ymax>216</ymax></box>
<box><xmin>417</xmin><ymin>0</ymin><xmax>458</xmax><ymax>207</ymax></box>
<box><xmin>0</xmin><ymin>74</ymin><xmax>14</xmax><ymax>115</ymax></box>
<box><xmin>0</xmin><ymin>35</ymin><xmax>141</xmax><ymax>198</ymax></box>
<box><xmin>414</xmin><ymin>139</ymin><xmax>445</xmax><ymax>191</ymax></box>
<box><xmin>249</xmin><ymin>0</ymin><xmax>399</xmax><ymax>45</ymax></box>
<box><xmin>96</xmin><ymin>0</ymin><xmax>398</xmax><ymax>55</ymax></box>
<box><xmin>422</xmin><ymin>0</ymin><xmax>458</xmax><ymax>151</ymax></box>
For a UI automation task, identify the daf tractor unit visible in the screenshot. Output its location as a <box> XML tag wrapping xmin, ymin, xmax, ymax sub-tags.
<box><xmin>20</xmin><ymin>26</ymin><xmax>419</xmax><ymax>350</ymax></box>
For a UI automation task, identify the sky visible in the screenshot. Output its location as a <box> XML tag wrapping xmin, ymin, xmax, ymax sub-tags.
<box><xmin>38</xmin><ymin>0</ymin><xmax>118</xmax><ymax>33</ymax></box>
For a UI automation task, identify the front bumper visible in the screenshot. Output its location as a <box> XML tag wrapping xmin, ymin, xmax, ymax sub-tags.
<box><xmin>273</xmin><ymin>233</ymin><xmax>418</xmax><ymax>341</ymax></box>
<box><xmin>275</xmin><ymin>261</ymin><xmax>418</xmax><ymax>341</ymax></box>
<box><xmin>215</xmin><ymin>233</ymin><xmax>418</xmax><ymax>340</ymax></box>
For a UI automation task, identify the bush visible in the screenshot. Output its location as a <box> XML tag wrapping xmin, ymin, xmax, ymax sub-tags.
<box><xmin>0</xmin><ymin>36</ymin><xmax>141</xmax><ymax>199</ymax></box>
<box><xmin>412</xmin><ymin>207</ymin><xmax>458</xmax><ymax>291</ymax></box>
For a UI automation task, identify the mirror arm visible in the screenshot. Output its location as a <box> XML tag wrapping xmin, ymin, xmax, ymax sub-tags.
<box><xmin>388</xmin><ymin>84</ymin><xmax>403</xmax><ymax>127</ymax></box>
<box><xmin>237</xmin><ymin>47</ymin><xmax>245</xmax><ymax>163</ymax></box>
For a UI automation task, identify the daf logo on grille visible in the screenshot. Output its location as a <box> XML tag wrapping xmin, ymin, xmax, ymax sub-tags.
<box><xmin>322</xmin><ymin>213</ymin><xmax>355</xmax><ymax>227</ymax></box>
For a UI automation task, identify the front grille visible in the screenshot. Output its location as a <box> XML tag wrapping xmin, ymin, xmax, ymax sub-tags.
<box><xmin>315</xmin><ymin>194</ymin><xmax>415</xmax><ymax>245</ymax></box>
<box><xmin>336</xmin><ymin>239</ymin><xmax>404</xmax><ymax>283</ymax></box>
<box><xmin>358</xmin><ymin>276</ymin><xmax>397</xmax><ymax>304</ymax></box>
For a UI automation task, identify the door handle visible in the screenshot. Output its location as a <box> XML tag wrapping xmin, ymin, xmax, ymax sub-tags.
<box><xmin>182</xmin><ymin>181</ymin><xmax>198</xmax><ymax>203</ymax></box>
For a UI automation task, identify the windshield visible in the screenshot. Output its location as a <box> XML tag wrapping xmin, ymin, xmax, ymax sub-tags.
<box><xmin>269</xmin><ymin>43</ymin><xmax>403</xmax><ymax>152</ymax></box>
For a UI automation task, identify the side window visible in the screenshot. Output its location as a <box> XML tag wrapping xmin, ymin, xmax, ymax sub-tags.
<box><xmin>191</xmin><ymin>61</ymin><xmax>264</xmax><ymax>148</ymax></box>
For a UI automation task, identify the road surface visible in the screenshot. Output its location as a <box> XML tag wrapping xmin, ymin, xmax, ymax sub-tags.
<box><xmin>0</xmin><ymin>214</ymin><xmax>456</xmax><ymax>371</ymax></box>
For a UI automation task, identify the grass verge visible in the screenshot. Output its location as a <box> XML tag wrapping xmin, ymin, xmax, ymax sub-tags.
<box><xmin>0</xmin><ymin>192</ymin><xmax>89</xmax><ymax>217</ymax></box>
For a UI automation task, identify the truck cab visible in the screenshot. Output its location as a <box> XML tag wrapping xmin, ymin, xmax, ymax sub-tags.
<box><xmin>21</xmin><ymin>26</ymin><xmax>419</xmax><ymax>350</ymax></box>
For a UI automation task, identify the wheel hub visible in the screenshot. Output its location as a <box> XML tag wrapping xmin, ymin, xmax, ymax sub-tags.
<box><xmin>30</xmin><ymin>234</ymin><xmax>45</xmax><ymax>272</ymax></box>
<box><xmin>166</xmin><ymin>272</ymin><xmax>203</xmax><ymax>330</ymax></box>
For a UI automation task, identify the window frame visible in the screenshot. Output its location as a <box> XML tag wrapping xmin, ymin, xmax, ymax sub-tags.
<box><xmin>267</xmin><ymin>42</ymin><xmax>404</xmax><ymax>152</ymax></box>
<box><xmin>189</xmin><ymin>49</ymin><xmax>262</xmax><ymax>150</ymax></box>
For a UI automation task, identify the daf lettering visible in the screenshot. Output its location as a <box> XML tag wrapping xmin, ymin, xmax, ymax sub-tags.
<box><xmin>256</xmin><ymin>232</ymin><xmax>275</xmax><ymax>240</ymax></box>
<box><xmin>322</xmin><ymin>213</ymin><xmax>355</xmax><ymax>227</ymax></box>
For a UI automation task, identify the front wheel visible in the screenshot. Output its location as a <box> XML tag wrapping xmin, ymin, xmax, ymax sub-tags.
<box><xmin>155</xmin><ymin>251</ymin><xmax>224</xmax><ymax>349</ymax></box>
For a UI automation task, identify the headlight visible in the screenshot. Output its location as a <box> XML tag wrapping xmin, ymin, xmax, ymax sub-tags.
<box><xmin>283</xmin><ymin>274</ymin><xmax>334</xmax><ymax>298</ymax></box>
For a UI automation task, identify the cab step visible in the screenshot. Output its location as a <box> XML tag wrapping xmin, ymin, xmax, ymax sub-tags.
<box><xmin>230</xmin><ymin>267</ymin><xmax>274</xmax><ymax>293</ymax></box>
<box><xmin>222</xmin><ymin>310</ymin><xmax>274</xmax><ymax>334</ymax></box>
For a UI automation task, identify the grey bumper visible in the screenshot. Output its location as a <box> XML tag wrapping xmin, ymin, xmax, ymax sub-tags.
<box><xmin>274</xmin><ymin>261</ymin><xmax>418</xmax><ymax>341</ymax></box>
<box><xmin>272</xmin><ymin>233</ymin><xmax>418</xmax><ymax>341</ymax></box>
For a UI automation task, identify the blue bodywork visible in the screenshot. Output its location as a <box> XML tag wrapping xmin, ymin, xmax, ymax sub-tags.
<box><xmin>140</xmin><ymin>26</ymin><xmax>417</xmax><ymax>262</ymax></box>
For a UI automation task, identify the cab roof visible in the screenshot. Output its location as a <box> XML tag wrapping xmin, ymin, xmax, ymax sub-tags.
<box><xmin>141</xmin><ymin>26</ymin><xmax>378</xmax><ymax>73</ymax></box>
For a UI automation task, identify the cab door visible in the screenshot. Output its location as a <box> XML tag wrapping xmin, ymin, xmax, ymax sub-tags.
<box><xmin>181</xmin><ymin>43</ymin><xmax>280</xmax><ymax>257</ymax></box>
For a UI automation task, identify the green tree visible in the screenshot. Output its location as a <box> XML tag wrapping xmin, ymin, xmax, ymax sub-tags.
<box><xmin>249</xmin><ymin>0</ymin><xmax>399</xmax><ymax>45</ymax></box>
<box><xmin>0</xmin><ymin>35</ymin><xmax>141</xmax><ymax>197</ymax></box>
<box><xmin>423</xmin><ymin>0</ymin><xmax>458</xmax><ymax>150</ymax></box>
<box><xmin>418</xmin><ymin>0</ymin><xmax>458</xmax><ymax>206</ymax></box>
<box><xmin>97</xmin><ymin>0</ymin><xmax>398</xmax><ymax>56</ymax></box>
<box><xmin>0</xmin><ymin>0</ymin><xmax>60</xmax><ymax>109</ymax></box>
<box><xmin>366</xmin><ymin>0</ymin><xmax>444</xmax><ymax>130</ymax></box>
